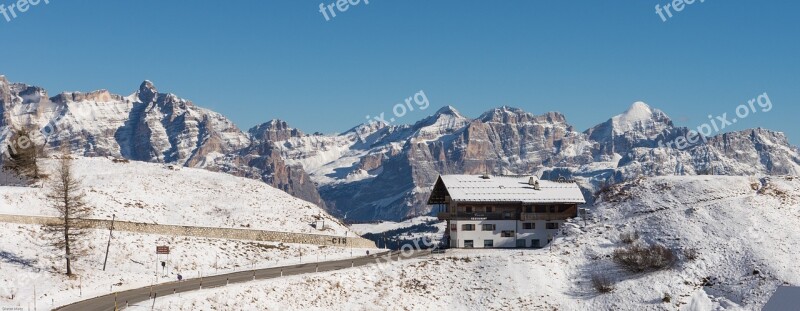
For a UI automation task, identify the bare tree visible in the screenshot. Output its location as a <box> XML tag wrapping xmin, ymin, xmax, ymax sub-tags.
<box><xmin>44</xmin><ymin>146</ymin><xmax>92</xmax><ymax>276</ymax></box>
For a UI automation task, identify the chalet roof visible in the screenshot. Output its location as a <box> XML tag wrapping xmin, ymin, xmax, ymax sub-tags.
<box><xmin>434</xmin><ymin>175</ymin><xmax>586</xmax><ymax>204</ymax></box>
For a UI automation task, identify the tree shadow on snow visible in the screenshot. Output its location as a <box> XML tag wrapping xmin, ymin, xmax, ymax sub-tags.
<box><xmin>0</xmin><ymin>250</ymin><xmax>39</xmax><ymax>271</ymax></box>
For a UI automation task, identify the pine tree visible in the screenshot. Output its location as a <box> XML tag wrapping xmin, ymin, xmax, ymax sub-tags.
<box><xmin>44</xmin><ymin>146</ymin><xmax>92</xmax><ymax>276</ymax></box>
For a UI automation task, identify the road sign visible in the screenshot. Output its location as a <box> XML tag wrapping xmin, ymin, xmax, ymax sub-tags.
<box><xmin>156</xmin><ymin>246</ymin><xmax>170</xmax><ymax>254</ymax></box>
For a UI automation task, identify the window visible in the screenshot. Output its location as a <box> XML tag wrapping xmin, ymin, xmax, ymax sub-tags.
<box><xmin>482</xmin><ymin>224</ymin><xmax>496</xmax><ymax>231</ymax></box>
<box><xmin>525</xmin><ymin>206</ymin><xmax>533</xmax><ymax>213</ymax></box>
<box><xmin>516</xmin><ymin>239</ymin><xmax>526</xmax><ymax>247</ymax></box>
<box><xmin>546</xmin><ymin>222</ymin><xmax>559</xmax><ymax>230</ymax></box>
<box><xmin>485</xmin><ymin>206</ymin><xmax>493</xmax><ymax>213</ymax></box>
<box><xmin>501</xmin><ymin>230</ymin><xmax>514</xmax><ymax>237</ymax></box>
<box><xmin>462</xmin><ymin>224</ymin><xmax>476</xmax><ymax>231</ymax></box>
<box><xmin>523</xmin><ymin>223</ymin><xmax>535</xmax><ymax>230</ymax></box>
<box><xmin>450</xmin><ymin>224</ymin><xmax>457</xmax><ymax>232</ymax></box>
<box><xmin>465</xmin><ymin>206</ymin><xmax>473</xmax><ymax>213</ymax></box>
<box><xmin>503</xmin><ymin>212</ymin><xmax>511</xmax><ymax>219</ymax></box>
<box><xmin>484</xmin><ymin>240</ymin><xmax>494</xmax><ymax>248</ymax></box>
<box><xmin>532</xmin><ymin>239</ymin><xmax>541</xmax><ymax>248</ymax></box>
<box><xmin>549</xmin><ymin>206</ymin><xmax>556</xmax><ymax>213</ymax></box>
<box><xmin>464</xmin><ymin>240</ymin><xmax>474</xmax><ymax>248</ymax></box>
<box><xmin>535</xmin><ymin>206</ymin><xmax>546</xmax><ymax>213</ymax></box>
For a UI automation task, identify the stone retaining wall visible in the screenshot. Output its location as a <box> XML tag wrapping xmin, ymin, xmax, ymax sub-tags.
<box><xmin>0</xmin><ymin>214</ymin><xmax>377</xmax><ymax>248</ymax></box>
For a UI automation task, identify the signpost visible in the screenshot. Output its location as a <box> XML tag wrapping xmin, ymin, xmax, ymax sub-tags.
<box><xmin>156</xmin><ymin>246</ymin><xmax>170</xmax><ymax>278</ymax></box>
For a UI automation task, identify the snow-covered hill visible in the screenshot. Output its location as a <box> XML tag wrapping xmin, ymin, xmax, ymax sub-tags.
<box><xmin>0</xmin><ymin>223</ymin><xmax>377</xmax><ymax>310</ymax></box>
<box><xmin>149</xmin><ymin>175</ymin><xmax>800</xmax><ymax>310</ymax></box>
<box><xmin>0</xmin><ymin>157</ymin><xmax>348</xmax><ymax>235</ymax></box>
<box><xmin>0</xmin><ymin>156</ymin><xmax>379</xmax><ymax>309</ymax></box>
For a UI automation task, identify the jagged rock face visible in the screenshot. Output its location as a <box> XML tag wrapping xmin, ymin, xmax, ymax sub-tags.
<box><xmin>281</xmin><ymin>106</ymin><xmax>597</xmax><ymax>220</ymax></box>
<box><xmin>279</xmin><ymin>104</ymin><xmax>800</xmax><ymax>221</ymax></box>
<box><xmin>249</xmin><ymin>120</ymin><xmax>304</xmax><ymax>142</ymax></box>
<box><xmin>233</xmin><ymin>121</ymin><xmax>325</xmax><ymax>207</ymax></box>
<box><xmin>617</xmin><ymin>128</ymin><xmax>800</xmax><ymax>179</ymax></box>
<box><xmin>0</xmin><ymin>76</ymin><xmax>324</xmax><ymax>209</ymax></box>
<box><xmin>585</xmin><ymin>102</ymin><xmax>679</xmax><ymax>159</ymax></box>
<box><xmin>2</xmin><ymin>75</ymin><xmax>798</xmax><ymax>222</ymax></box>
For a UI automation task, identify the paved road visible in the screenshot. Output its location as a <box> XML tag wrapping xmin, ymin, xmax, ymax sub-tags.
<box><xmin>55</xmin><ymin>250</ymin><xmax>431</xmax><ymax>311</ymax></box>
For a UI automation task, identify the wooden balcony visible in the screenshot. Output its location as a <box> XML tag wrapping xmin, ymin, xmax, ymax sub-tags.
<box><xmin>437</xmin><ymin>212</ymin><xmax>519</xmax><ymax>221</ymax></box>
<box><xmin>520</xmin><ymin>212</ymin><xmax>576</xmax><ymax>221</ymax></box>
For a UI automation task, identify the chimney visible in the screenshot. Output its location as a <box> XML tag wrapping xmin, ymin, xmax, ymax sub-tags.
<box><xmin>529</xmin><ymin>177</ymin><xmax>541</xmax><ymax>190</ymax></box>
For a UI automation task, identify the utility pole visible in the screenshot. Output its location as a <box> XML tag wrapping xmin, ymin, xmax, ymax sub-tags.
<box><xmin>103</xmin><ymin>214</ymin><xmax>116</xmax><ymax>271</ymax></box>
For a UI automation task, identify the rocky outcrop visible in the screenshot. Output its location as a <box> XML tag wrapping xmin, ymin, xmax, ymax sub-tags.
<box><xmin>234</xmin><ymin>121</ymin><xmax>325</xmax><ymax>208</ymax></box>
<box><xmin>2</xmin><ymin>75</ymin><xmax>797</xmax><ymax>222</ymax></box>
<box><xmin>278</xmin><ymin>103</ymin><xmax>800</xmax><ymax>221</ymax></box>
<box><xmin>0</xmin><ymin>76</ymin><xmax>324</xmax><ymax>208</ymax></box>
<box><xmin>249</xmin><ymin>119</ymin><xmax>304</xmax><ymax>142</ymax></box>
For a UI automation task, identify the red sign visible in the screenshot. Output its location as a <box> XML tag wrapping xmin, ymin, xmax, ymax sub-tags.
<box><xmin>156</xmin><ymin>246</ymin><xmax>170</xmax><ymax>254</ymax></box>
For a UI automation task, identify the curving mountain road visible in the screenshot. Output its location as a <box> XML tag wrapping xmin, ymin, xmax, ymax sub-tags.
<box><xmin>55</xmin><ymin>250</ymin><xmax>431</xmax><ymax>311</ymax></box>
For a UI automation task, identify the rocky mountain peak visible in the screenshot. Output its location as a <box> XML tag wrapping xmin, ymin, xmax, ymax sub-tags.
<box><xmin>479</xmin><ymin>106</ymin><xmax>526</xmax><ymax>123</ymax></box>
<box><xmin>478</xmin><ymin>106</ymin><xmax>569</xmax><ymax>126</ymax></box>
<box><xmin>434</xmin><ymin>105</ymin><xmax>462</xmax><ymax>117</ymax></box>
<box><xmin>138</xmin><ymin>80</ymin><xmax>158</xmax><ymax>103</ymax></box>
<box><xmin>411</xmin><ymin>105</ymin><xmax>469</xmax><ymax>134</ymax></box>
<box><xmin>249</xmin><ymin>119</ymin><xmax>304</xmax><ymax>142</ymax></box>
<box><xmin>608</xmin><ymin>101</ymin><xmax>672</xmax><ymax>134</ymax></box>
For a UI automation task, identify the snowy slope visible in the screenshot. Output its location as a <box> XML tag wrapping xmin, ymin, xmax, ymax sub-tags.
<box><xmin>151</xmin><ymin>175</ymin><xmax>800</xmax><ymax>310</ymax></box>
<box><xmin>0</xmin><ymin>157</ymin><xmax>350</xmax><ymax>235</ymax></box>
<box><xmin>0</xmin><ymin>156</ymin><xmax>380</xmax><ymax>309</ymax></box>
<box><xmin>0</xmin><ymin>223</ymin><xmax>378</xmax><ymax>310</ymax></box>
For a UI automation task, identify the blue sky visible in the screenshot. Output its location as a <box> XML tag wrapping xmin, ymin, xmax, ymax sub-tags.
<box><xmin>1</xmin><ymin>1</ymin><xmax>798</xmax><ymax>143</ymax></box>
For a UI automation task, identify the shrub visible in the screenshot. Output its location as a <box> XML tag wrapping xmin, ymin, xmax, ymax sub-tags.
<box><xmin>662</xmin><ymin>293</ymin><xmax>672</xmax><ymax>303</ymax></box>
<box><xmin>591</xmin><ymin>274</ymin><xmax>615</xmax><ymax>294</ymax></box>
<box><xmin>613</xmin><ymin>243</ymin><xmax>676</xmax><ymax>273</ymax></box>
<box><xmin>683</xmin><ymin>248</ymin><xmax>699</xmax><ymax>261</ymax></box>
<box><xmin>619</xmin><ymin>231</ymin><xmax>640</xmax><ymax>244</ymax></box>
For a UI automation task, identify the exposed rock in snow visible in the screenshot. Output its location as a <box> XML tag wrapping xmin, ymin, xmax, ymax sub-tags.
<box><xmin>1</xmin><ymin>74</ymin><xmax>798</xmax><ymax>221</ymax></box>
<box><xmin>0</xmin><ymin>76</ymin><xmax>322</xmax><ymax>208</ymax></box>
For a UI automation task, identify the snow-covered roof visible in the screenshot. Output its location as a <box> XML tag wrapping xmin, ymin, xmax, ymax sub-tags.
<box><xmin>435</xmin><ymin>175</ymin><xmax>586</xmax><ymax>204</ymax></box>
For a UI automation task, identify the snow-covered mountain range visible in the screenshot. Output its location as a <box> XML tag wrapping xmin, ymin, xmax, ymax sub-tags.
<box><xmin>0</xmin><ymin>75</ymin><xmax>323</xmax><ymax>207</ymax></box>
<box><xmin>2</xmin><ymin>75</ymin><xmax>798</xmax><ymax>221</ymax></box>
<box><xmin>277</xmin><ymin>102</ymin><xmax>800</xmax><ymax>221</ymax></box>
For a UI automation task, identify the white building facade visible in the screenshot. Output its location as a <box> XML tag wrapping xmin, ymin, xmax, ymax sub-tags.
<box><xmin>427</xmin><ymin>175</ymin><xmax>586</xmax><ymax>249</ymax></box>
